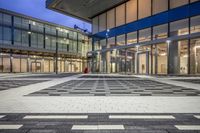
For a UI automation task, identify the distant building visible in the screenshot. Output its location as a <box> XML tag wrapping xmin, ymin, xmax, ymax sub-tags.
<box><xmin>0</xmin><ymin>9</ymin><xmax>92</xmax><ymax>73</ymax></box>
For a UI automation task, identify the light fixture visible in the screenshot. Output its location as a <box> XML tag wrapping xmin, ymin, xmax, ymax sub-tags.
<box><xmin>27</xmin><ymin>31</ymin><xmax>31</xmax><ymax>34</ymax></box>
<box><xmin>160</xmin><ymin>53</ymin><xmax>167</xmax><ymax>56</ymax></box>
<box><xmin>166</xmin><ymin>40</ymin><xmax>171</xmax><ymax>44</ymax></box>
<box><xmin>107</xmin><ymin>29</ymin><xmax>110</xmax><ymax>32</ymax></box>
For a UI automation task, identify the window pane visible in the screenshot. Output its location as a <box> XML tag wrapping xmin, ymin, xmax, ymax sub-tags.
<box><xmin>108</xmin><ymin>37</ymin><xmax>115</xmax><ymax>48</ymax></box>
<box><xmin>22</xmin><ymin>31</ymin><xmax>29</xmax><ymax>46</ymax></box>
<box><xmin>37</xmin><ymin>34</ymin><xmax>44</xmax><ymax>48</ymax></box>
<box><xmin>14</xmin><ymin>29</ymin><xmax>22</xmax><ymax>45</ymax></box>
<box><xmin>170</xmin><ymin>19</ymin><xmax>189</xmax><ymax>36</ymax></box>
<box><xmin>116</xmin><ymin>4</ymin><xmax>125</xmax><ymax>26</ymax></box>
<box><xmin>190</xmin><ymin>0</ymin><xmax>199</xmax><ymax>2</ymax></box>
<box><xmin>157</xmin><ymin>43</ymin><xmax>168</xmax><ymax>74</ymax></box>
<box><xmin>0</xmin><ymin>13</ymin><xmax>2</xmax><ymax>25</ymax></box>
<box><xmin>190</xmin><ymin>38</ymin><xmax>200</xmax><ymax>74</ymax></box>
<box><xmin>191</xmin><ymin>15</ymin><xmax>200</xmax><ymax>34</ymax></box>
<box><xmin>139</xmin><ymin>28</ymin><xmax>151</xmax><ymax>42</ymax></box>
<box><xmin>92</xmin><ymin>16</ymin><xmax>98</xmax><ymax>34</ymax></box>
<box><xmin>3</xmin><ymin>14</ymin><xmax>12</xmax><ymax>26</ymax></box>
<box><xmin>3</xmin><ymin>56</ymin><xmax>10</xmax><ymax>72</ymax></box>
<box><xmin>153</xmin><ymin>24</ymin><xmax>168</xmax><ymax>40</ymax></box>
<box><xmin>3</xmin><ymin>27</ymin><xmax>12</xmax><ymax>44</ymax></box>
<box><xmin>14</xmin><ymin>16</ymin><xmax>22</xmax><ymax>28</ymax></box>
<box><xmin>126</xmin><ymin>0</ymin><xmax>137</xmax><ymax>23</ymax></box>
<box><xmin>45</xmin><ymin>35</ymin><xmax>51</xmax><ymax>50</ymax></box>
<box><xmin>31</xmin><ymin>32</ymin><xmax>37</xmax><ymax>48</ymax></box>
<box><xmin>99</xmin><ymin>13</ymin><xmax>106</xmax><ymax>32</ymax></box>
<box><xmin>21</xmin><ymin>19</ymin><xmax>29</xmax><ymax>30</ymax></box>
<box><xmin>21</xmin><ymin>58</ymin><xmax>27</xmax><ymax>72</ymax></box>
<box><xmin>139</xmin><ymin>0</ymin><xmax>151</xmax><ymax>19</ymax></box>
<box><xmin>117</xmin><ymin>34</ymin><xmax>125</xmax><ymax>46</ymax></box>
<box><xmin>51</xmin><ymin>36</ymin><xmax>56</xmax><ymax>50</ymax></box>
<box><xmin>107</xmin><ymin>9</ymin><xmax>115</xmax><ymax>29</ymax></box>
<box><xmin>0</xmin><ymin>26</ymin><xmax>2</xmax><ymax>43</ymax></box>
<box><xmin>127</xmin><ymin>32</ymin><xmax>137</xmax><ymax>44</ymax></box>
<box><xmin>170</xmin><ymin>0</ymin><xmax>189</xmax><ymax>9</ymax></box>
<box><xmin>153</xmin><ymin>0</ymin><xmax>168</xmax><ymax>15</ymax></box>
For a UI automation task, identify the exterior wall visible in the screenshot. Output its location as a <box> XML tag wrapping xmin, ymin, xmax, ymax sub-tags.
<box><xmin>0</xmin><ymin>9</ymin><xmax>92</xmax><ymax>73</ymax></box>
<box><xmin>91</xmin><ymin>1</ymin><xmax>200</xmax><ymax>75</ymax></box>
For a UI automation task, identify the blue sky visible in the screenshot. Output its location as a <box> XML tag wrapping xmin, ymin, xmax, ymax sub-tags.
<box><xmin>0</xmin><ymin>0</ymin><xmax>91</xmax><ymax>31</ymax></box>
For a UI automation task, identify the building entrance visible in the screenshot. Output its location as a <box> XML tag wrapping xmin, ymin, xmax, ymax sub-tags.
<box><xmin>138</xmin><ymin>52</ymin><xmax>149</xmax><ymax>74</ymax></box>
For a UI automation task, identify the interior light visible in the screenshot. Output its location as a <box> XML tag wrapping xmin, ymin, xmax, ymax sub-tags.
<box><xmin>166</xmin><ymin>40</ymin><xmax>171</xmax><ymax>44</ymax></box>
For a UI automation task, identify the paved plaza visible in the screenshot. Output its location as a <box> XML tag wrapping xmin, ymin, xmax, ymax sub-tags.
<box><xmin>0</xmin><ymin>73</ymin><xmax>200</xmax><ymax>133</ymax></box>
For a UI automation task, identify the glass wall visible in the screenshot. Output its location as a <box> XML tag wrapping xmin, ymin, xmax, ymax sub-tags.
<box><xmin>153</xmin><ymin>0</ymin><xmax>168</xmax><ymax>15</ymax></box>
<box><xmin>116</xmin><ymin>4</ymin><xmax>125</xmax><ymax>26</ymax></box>
<box><xmin>170</xmin><ymin>19</ymin><xmax>189</xmax><ymax>36</ymax></box>
<box><xmin>139</xmin><ymin>0</ymin><xmax>151</xmax><ymax>19</ymax></box>
<box><xmin>191</xmin><ymin>15</ymin><xmax>200</xmax><ymax>34</ymax></box>
<box><xmin>170</xmin><ymin>0</ymin><xmax>189</xmax><ymax>9</ymax></box>
<box><xmin>139</xmin><ymin>28</ymin><xmax>151</xmax><ymax>42</ymax></box>
<box><xmin>153</xmin><ymin>24</ymin><xmax>168</xmax><ymax>40</ymax></box>
<box><xmin>126</xmin><ymin>0</ymin><xmax>137</xmax><ymax>23</ymax></box>
<box><xmin>190</xmin><ymin>38</ymin><xmax>200</xmax><ymax>74</ymax></box>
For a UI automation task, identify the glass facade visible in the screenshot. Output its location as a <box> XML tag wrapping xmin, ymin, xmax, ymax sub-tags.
<box><xmin>0</xmin><ymin>10</ymin><xmax>91</xmax><ymax>73</ymax></box>
<box><xmin>91</xmin><ymin>0</ymin><xmax>200</xmax><ymax>75</ymax></box>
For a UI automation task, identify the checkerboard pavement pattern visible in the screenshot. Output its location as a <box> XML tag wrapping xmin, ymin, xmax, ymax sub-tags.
<box><xmin>0</xmin><ymin>113</ymin><xmax>199</xmax><ymax>133</ymax></box>
<box><xmin>27</xmin><ymin>79</ymin><xmax>200</xmax><ymax>96</ymax></box>
<box><xmin>0</xmin><ymin>80</ymin><xmax>48</xmax><ymax>91</ymax></box>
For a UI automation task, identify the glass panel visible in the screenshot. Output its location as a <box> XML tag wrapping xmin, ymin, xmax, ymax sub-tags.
<box><xmin>14</xmin><ymin>16</ymin><xmax>22</xmax><ymax>28</ymax></box>
<box><xmin>21</xmin><ymin>18</ymin><xmax>29</xmax><ymax>30</ymax></box>
<box><xmin>99</xmin><ymin>13</ymin><xmax>106</xmax><ymax>32</ymax></box>
<box><xmin>157</xmin><ymin>43</ymin><xmax>168</xmax><ymax>74</ymax></box>
<box><xmin>44</xmin><ymin>59</ymin><xmax>49</xmax><ymax>72</ymax></box>
<box><xmin>3</xmin><ymin>14</ymin><xmax>12</xmax><ymax>26</ymax></box>
<box><xmin>92</xmin><ymin>16</ymin><xmax>98</xmax><ymax>34</ymax></box>
<box><xmin>117</xmin><ymin>34</ymin><xmax>125</xmax><ymax>46</ymax></box>
<box><xmin>14</xmin><ymin>29</ymin><xmax>22</xmax><ymax>46</ymax></box>
<box><xmin>21</xmin><ymin>58</ymin><xmax>27</xmax><ymax>72</ymax></box>
<box><xmin>107</xmin><ymin>9</ymin><xmax>115</xmax><ymax>29</ymax></box>
<box><xmin>0</xmin><ymin>26</ymin><xmax>2</xmax><ymax>43</ymax></box>
<box><xmin>0</xmin><ymin>13</ymin><xmax>2</xmax><ymax>25</ymax></box>
<box><xmin>127</xmin><ymin>32</ymin><xmax>137</xmax><ymax>45</ymax></box>
<box><xmin>190</xmin><ymin>38</ymin><xmax>200</xmax><ymax>74</ymax></box>
<box><xmin>170</xmin><ymin>0</ymin><xmax>189</xmax><ymax>9</ymax></box>
<box><xmin>51</xmin><ymin>36</ymin><xmax>56</xmax><ymax>50</ymax></box>
<box><xmin>3</xmin><ymin>27</ymin><xmax>12</xmax><ymax>44</ymax></box>
<box><xmin>12</xmin><ymin>58</ymin><xmax>20</xmax><ymax>72</ymax></box>
<box><xmin>108</xmin><ymin>37</ymin><xmax>115</xmax><ymax>48</ymax></box>
<box><xmin>31</xmin><ymin>32</ymin><xmax>38</xmax><ymax>48</ymax></box>
<box><xmin>22</xmin><ymin>31</ymin><xmax>29</xmax><ymax>46</ymax></box>
<box><xmin>153</xmin><ymin>0</ymin><xmax>168</xmax><ymax>15</ymax></box>
<box><xmin>116</xmin><ymin>4</ymin><xmax>125</xmax><ymax>26</ymax></box>
<box><xmin>139</xmin><ymin>28</ymin><xmax>151</xmax><ymax>42</ymax></box>
<box><xmin>191</xmin><ymin>15</ymin><xmax>200</xmax><ymax>34</ymax></box>
<box><xmin>3</xmin><ymin>56</ymin><xmax>10</xmax><ymax>72</ymax></box>
<box><xmin>190</xmin><ymin>0</ymin><xmax>199</xmax><ymax>2</ymax></box>
<box><xmin>153</xmin><ymin>24</ymin><xmax>168</xmax><ymax>40</ymax></box>
<box><xmin>37</xmin><ymin>34</ymin><xmax>44</xmax><ymax>48</ymax></box>
<box><xmin>45</xmin><ymin>35</ymin><xmax>51</xmax><ymax>50</ymax></box>
<box><xmin>170</xmin><ymin>19</ymin><xmax>189</xmax><ymax>36</ymax></box>
<box><xmin>126</xmin><ymin>0</ymin><xmax>137</xmax><ymax>23</ymax></box>
<box><xmin>139</xmin><ymin>0</ymin><xmax>151</xmax><ymax>19</ymax></box>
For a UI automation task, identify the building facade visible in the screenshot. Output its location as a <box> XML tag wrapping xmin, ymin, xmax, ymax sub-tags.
<box><xmin>47</xmin><ymin>0</ymin><xmax>200</xmax><ymax>75</ymax></box>
<box><xmin>0</xmin><ymin>9</ymin><xmax>92</xmax><ymax>73</ymax></box>
<box><xmin>91</xmin><ymin>0</ymin><xmax>200</xmax><ymax>75</ymax></box>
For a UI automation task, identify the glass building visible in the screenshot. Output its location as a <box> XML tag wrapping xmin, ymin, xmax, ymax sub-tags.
<box><xmin>0</xmin><ymin>9</ymin><xmax>92</xmax><ymax>73</ymax></box>
<box><xmin>47</xmin><ymin>0</ymin><xmax>200</xmax><ymax>75</ymax></box>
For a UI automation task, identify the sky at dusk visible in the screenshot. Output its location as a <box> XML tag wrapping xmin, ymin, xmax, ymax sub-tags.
<box><xmin>0</xmin><ymin>0</ymin><xmax>91</xmax><ymax>31</ymax></box>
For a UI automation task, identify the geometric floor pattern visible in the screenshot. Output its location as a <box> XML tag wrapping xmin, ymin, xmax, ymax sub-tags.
<box><xmin>0</xmin><ymin>80</ymin><xmax>48</xmax><ymax>91</ymax></box>
<box><xmin>173</xmin><ymin>79</ymin><xmax>200</xmax><ymax>85</ymax></box>
<box><xmin>27</xmin><ymin>79</ymin><xmax>200</xmax><ymax>96</ymax></box>
<box><xmin>0</xmin><ymin>113</ymin><xmax>199</xmax><ymax>133</ymax></box>
<box><xmin>79</xmin><ymin>75</ymin><xmax>138</xmax><ymax>79</ymax></box>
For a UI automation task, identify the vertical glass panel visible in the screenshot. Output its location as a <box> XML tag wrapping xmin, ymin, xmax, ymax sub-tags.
<box><xmin>3</xmin><ymin>14</ymin><xmax>12</xmax><ymax>26</ymax></box>
<box><xmin>191</xmin><ymin>15</ymin><xmax>200</xmax><ymax>34</ymax></box>
<box><xmin>99</xmin><ymin>13</ymin><xmax>106</xmax><ymax>32</ymax></box>
<box><xmin>107</xmin><ymin>9</ymin><xmax>115</xmax><ymax>29</ymax></box>
<box><xmin>126</xmin><ymin>0</ymin><xmax>137</xmax><ymax>23</ymax></box>
<box><xmin>44</xmin><ymin>59</ymin><xmax>49</xmax><ymax>72</ymax></box>
<box><xmin>190</xmin><ymin>38</ymin><xmax>200</xmax><ymax>74</ymax></box>
<box><xmin>31</xmin><ymin>32</ymin><xmax>38</xmax><ymax>48</ymax></box>
<box><xmin>126</xmin><ymin>47</ymin><xmax>136</xmax><ymax>74</ymax></box>
<box><xmin>0</xmin><ymin>13</ymin><xmax>2</xmax><ymax>25</ymax></box>
<box><xmin>0</xmin><ymin>26</ymin><xmax>2</xmax><ymax>43</ymax></box>
<box><xmin>92</xmin><ymin>16</ymin><xmax>98</xmax><ymax>34</ymax></box>
<box><xmin>3</xmin><ymin>56</ymin><xmax>10</xmax><ymax>72</ymax></box>
<box><xmin>117</xmin><ymin>34</ymin><xmax>125</xmax><ymax>46</ymax></box>
<box><xmin>108</xmin><ymin>37</ymin><xmax>115</xmax><ymax>48</ymax></box>
<box><xmin>21</xmin><ymin>18</ymin><xmax>29</xmax><ymax>30</ymax></box>
<box><xmin>153</xmin><ymin>0</ymin><xmax>168</xmax><ymax>15</ymax></box>
<box><xmin>190</xmin><ymin>0</ymin><xmax>199</xmax><ymax>2</ymax></box>
<box><xmin>139</xmin><ymin>28</ymin><xmax>151</xmax><ymax>42</ymax></box>
<box><xmin>22</xmin><ymin>31</ymin><xmax>29</xmax><ymax>46</ymax></box>
<box><xmin>21</xmin><ymin>58</ymin><xmax>27</xmax><ymax>72</ymax></box>
<box><xmin>3</xmin><ymin>27</ymin><xmax>12</xmax><ymax>44</ymax></box>
<box><xmin>51</xmin><ymin>36</ymin><xmax>56</xmax><ymax>50</ymax></box>
<box><xmin>127</xmin><ymin>32</ymin><xmax>137</xmax><ymax>45</ymax></box>
<box><xmin>37</xmin><ymin>34</ymin><xmax>44</xmax><ymax>48</ymax></box>
<box><xmin>139</xmin><ymin>0</ymin><xmax>151</xmax><ymax>19</ymax></box>
<box><xmin>50</xmin><ymin>60</ymin><xmax>54</xmax><ymax>72</ymax></box>
<box><xmin>169</xmin><ymin>40</ymin><xmax>188</xmax><ymax>74</ymax></box>
<box><xmin>45</xmin><ymin>35</ymin><xmax>51</xmax><ymax>50</ymax></box>
<box><xmin>14</xmin><ymin>29</ymin><xmax>22</xmax><ymax>45</ymax></box>
<box><xmin>157</xmin><ymin>43</ymin><xmax>168</xmax><ymax>74</ymax></box>
<box><xmin>12</xmin><ymin>58</ymin><xmax>20</xmax><ymax>72</ymax></box>
<box><xmin>116</xmin><ymin>4</ymin><xmax>125</xmax><ymax>26</ymax></box>
<box><xmin>153</xmin><ymin>24</ymin><xmax>168</xmax><ymax>40</ymax></box>
<box><xmin>170</xmin><ymin>19</ymin><xmax>189</xmax><ymax>36</ymax></box>
<box><xmin>170</xmin><ymin>0</ymin><xmax>189</xmax><ymax>9</ymax></box>
<box><xmin>14</xmin><ymin>16</ymin><xmax>22</xmax><ymax>28</ymax></box>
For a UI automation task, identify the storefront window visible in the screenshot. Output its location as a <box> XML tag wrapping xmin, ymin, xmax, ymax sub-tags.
<box><xmin>117</xmin><ymin>34</ymin><xmax>125</xmax><ymax>46</ymax></box>
<box><xmin>190</xmin><ymin>38</ymin><xmax>200</xmax><ymax>74</ymax></box>
<box><xmin>153</xmin><ymin>24</ymin><xmax>168</xmax><ymax>40</ymax></box>
<box><xmin>127</xmin><ymin>32</ymin><xmax>137</xmax><ymax>45</ymax></box>
<box><xmin>157</xmin><ymin>43</ymin><xmax>168</xmax><ymax>74</ymax></box>
<box><xmin>139</xmin><ymin>28</ymin><xmax>151</xmax><ymax>42</ymax></box>
<box><xmin>170</xmin><ymin>19</ymin><xmax>189</xmax><ymax>36</ymax></box>
<box><xmin>190</xmin><ymin>15</ymin><xmax>200</xmax><ymax>34</ymax></box>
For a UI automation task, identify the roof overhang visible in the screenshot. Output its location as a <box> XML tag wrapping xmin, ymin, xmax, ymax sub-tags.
<box><xmin>46</xmin><ymin>0</ymin><xmax>127</xmax><ymax>22</ymax></box>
